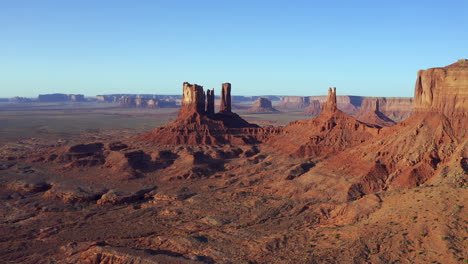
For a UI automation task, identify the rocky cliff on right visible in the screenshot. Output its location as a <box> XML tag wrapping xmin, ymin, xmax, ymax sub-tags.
<box><xmin>327</xmin><ymin>60</ymin><xmax>467</xmax><ymax>199</ymax></box>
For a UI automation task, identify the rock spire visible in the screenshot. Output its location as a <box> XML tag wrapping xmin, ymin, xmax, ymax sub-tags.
<box><xmin>322</xmin><ymin>87</ymin><xmax>337</xmax><ymax>112</ymax></box>
<box><xmin>220</xmin><ymin>83</ymin><xmax>232</xmax><ymax>112</ymax></box>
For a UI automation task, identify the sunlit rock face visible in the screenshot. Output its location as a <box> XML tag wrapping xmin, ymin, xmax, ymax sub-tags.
<box><xmin>414</xmin><ymin>59</ymin><xmax>468</xmax><ymax>119</ymax></box>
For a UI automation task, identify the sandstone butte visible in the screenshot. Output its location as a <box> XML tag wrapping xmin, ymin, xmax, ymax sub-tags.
<box><xmin>139</xmin><ymin>82</ymin><xmax>282</xmax><ymax>145</ymax></box>
<box><xmin>247</xmin><ymin>97</ymin><xmax>279</xmax><ymax>113</ymax></box>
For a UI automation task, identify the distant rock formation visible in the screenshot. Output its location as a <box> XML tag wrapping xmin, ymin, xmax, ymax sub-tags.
<box><xmin>38</xmin><ymin>93</ymin><xmax>85</xmax><ymax>102</ymax></box>
<box><xmin>354</xmin><ymin>99</ymin><xmax>396</xmax><ymax>127</ymax></box>
<box><xmin>268</xmin><ymin>87</ymin><xmax>380</xmax><ymax>157</ymax></box>
<box><xmin>358</xmin><ymin>97</ymin><xmax>413</xmax><ymax>122</ymax></box>
<box><xmin>248</xmin><ymin>98</ymin><xmax>279</xmax><ymax>113</ymax></box>
<box><xmin>302</xmin><ymin>100</ymin><xmax>321</xmax><ymax>116</ymax></box>
<box><xmin>119</xmin><ymin>96</ymin><xmax>177</xmax><ymax>109</ymax></box>
<box><xmin>308</xmin><ymin>95</ymin><xmax>362</xmax><ymax>114</ymax></box>
<box><xmin>277</xmin><ymin>96</ymin><xmax>310</xmax><ymax>110</ymax></box>
<box><xmin>9</xmin><ymin>97</ymin><xmax>33</xmax><ymax>103</ymax></box>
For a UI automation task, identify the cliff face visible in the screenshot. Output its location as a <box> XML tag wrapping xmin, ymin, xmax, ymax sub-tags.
<box><xmin>414</xmin><ymin>59</ymin><xmax>468</xmax><ymax>120</ymax></box>
<box><xmin>277</xmin><ymin>96</ymin><xmax>310</xmax><ymax>109</ymax></box>
<box><xmin>354</xmin><ymin>99</ymin><xmax>396</xmax><ymax>127</ymax></box>
<box><xmin>248</xmin><ymin>98</ymin><xmax>279</xmax><ymax>113</ymax></box>
<box><xmin>302</xmin><ymin>100</ymin><xmax>321</xmax><ymax>116</ymax></box>
<box><xmin>180</xmin><ymin>82</ymin><xmax>206</xmax><ymax>116</ymax></box>
<box><xmin>359</xmin><ymin>97</ymin><xmax>413</xmax><ymax>122</ymax></box>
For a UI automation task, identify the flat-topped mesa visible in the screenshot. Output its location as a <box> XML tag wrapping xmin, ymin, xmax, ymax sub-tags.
<box><xmin>322</xmin><ymin>87</ymin><xmax>338</xmax><ymax>112</ymax></box>
<box><xmin>414</xmin><ymin>59</ymin><xmax>468</xmax><ymax>119</ymax></box>
<box><xmin>206</xmin><ymin>88</ymin><xmax>215</xmax><ymax>115</ymax></box>
<box><xmin>179</xmin><ymin>82</ymin><xmax>205</xmax><ymax>117</ymax></box>
<box><xmin>220</xmin><ymin>83</ymin><xmax>232</xmax><ymax>112</ymax></box>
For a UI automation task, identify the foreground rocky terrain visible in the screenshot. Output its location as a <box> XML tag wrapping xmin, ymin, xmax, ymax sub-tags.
<box><xmin>0</xmin><ymin>61</ymin><xmax>467</xmax><ymax>264</ymax></box>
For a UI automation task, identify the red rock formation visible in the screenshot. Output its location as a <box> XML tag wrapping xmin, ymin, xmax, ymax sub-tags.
<box><xmin>220</xmin><ymin>83</ymin><xmax>232</xmax><ymax>112</ymax></box>
<box><xmin>139</xmin><ymin>82</ymin><xmax>283</xmax><ymax>145</ymax></box>
<box><xmin>248</xmin><ymin>98</ymin><xmax>279</xmax><ymax>113</ymax></box>
<box><xmin>414</xmin><ymin>59</ymin><xmax>468</xmax><ymax>127</ymax></box>
<box><xmin>322</xmin><ymin>87</ymin><xmax>337</xmax><ymax>112</ymax></box>
<box><xmin>358</xmin><ymin>97</ymin><xmax>413</xmax><ymax>122</ymax></box>
<box><xmin>179</xmin><ymin>82</ymin><xmax>206</xmax><ymax>117</ymax></box>
<box><xmin>309</xmin><ymin>95</ymin><xmax>361</xmax><ymax>114</ymax></box>
<box><xmin>322</xmin><ymin>60</ymin><xmax>468</xmax><ymax>199</ymax></box>
<box><xmin>268</xmin><ymin>87</ymin><xmax>380</xmax><ymax>157</ymax></box>
<box><xmin>354</xmin><ymin>98</ymin><xmax>396</xmax><ymax>127</ymax></box>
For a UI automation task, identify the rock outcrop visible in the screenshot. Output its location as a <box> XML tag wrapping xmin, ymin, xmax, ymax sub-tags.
<box><xmin>139</xmin><ymin>82</ymin><xmax>284</xmax><ymax>145</ymax></box>
<box><xmin>268</xmin><ymin>87</ymin><xmax>380</xmax><ymax>157</ymax></box>
<box><xmin>248</xmin><ymin>98</ymin><xmax>279</xmax><ymax>113</ymax></box>
<box><xmin>323</xmin><ymin>60</ymin><xmax>468</xmax><ymax>199</ymax></box>
<box><xmin>414</xmin><ymin>59</ymin><xmax>468</xmax><ymax>129</ymax></box>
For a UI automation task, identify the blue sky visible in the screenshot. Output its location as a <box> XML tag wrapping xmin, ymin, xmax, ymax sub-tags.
<box><xmin>1</xmin><ymin>0</ymin><xmax>467</xmax><ymax>97</ymax></box>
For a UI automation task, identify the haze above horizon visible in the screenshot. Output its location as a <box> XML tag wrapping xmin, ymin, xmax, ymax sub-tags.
<box><xmin>1</xmin><ymin>0</ymin><xmax>467</xmax><ymax>98</ymax></box>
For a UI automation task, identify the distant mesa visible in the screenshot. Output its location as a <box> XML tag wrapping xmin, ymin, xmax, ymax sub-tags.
<box><xmin>248</xmin><ymin>97</ymin><xmax>279</xmax><ymax>113</ymax></box>
<box><xmin>277</xmin><ymin>96</ymin><xmax>310</xmax><ymax>109</ymax></box>
<box><xmin>38</xmin><ymin>93</ymin><xmax>85</xmax><ymax>102</ymax></box>
<box><xmin>354</xmin><ymin>98</ymin><xmax>396</xmax><ymax>127</ymax></box>
<box><xmin>119</xmin><ymin>96</ymin><xmax>177</xmax><ymax>108</ymax></box>
<box><xmin>9</xmin><ymin>97</ymin><xmax>33</xmax><ymax>103</ymax></box>
<box><xmin>302</xmin><ymin>99</ymin><xmax>321</xmax><ymax>116</ymax></box>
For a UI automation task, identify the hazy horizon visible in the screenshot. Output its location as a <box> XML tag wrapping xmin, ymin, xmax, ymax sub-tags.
<box><xmin>1</xmin><ymin>0</ymin><xmax>467</xmax><ymax>98</ymax></box>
